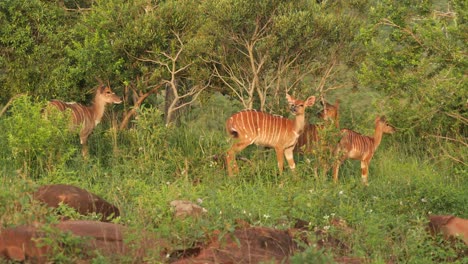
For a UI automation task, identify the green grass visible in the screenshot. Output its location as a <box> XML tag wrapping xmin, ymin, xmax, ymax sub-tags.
<box><xmin>0</xmin><ymin>96</ymin><xmax>466</xmax><ymax>263</ymax></box>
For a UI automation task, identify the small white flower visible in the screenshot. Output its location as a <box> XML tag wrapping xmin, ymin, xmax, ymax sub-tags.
<box><xmin>339</xmin><ymin>191</ymin><xmax>344</xmax><ymax>195</ymax></box>
<box><xmin>399</xmin><ymin>201</ymin><xmax>403</xmax><ymax>206</ymax></box>
<box><xmin>166</xmin><ymin>181</ymin><xmax>171</xmax><ymax>185</ymax></box>
<box><xmin>323</xmin><ymin>215</ymin><xmax>329</xmax><ymax>220</ymax></box>
<box><xmin>263</xmin><ymin>214</ymin><xmax>270</xmax><ymax>219</ymax></box>
<box><xmin>421</xmin><ymin>198</ymin><xmax>427</xmax><ymax>203</ymax></box>
<box><xmin>323</xmin><ymin>225</ymin><xmax>330</xmax><ymax>231</ymax></box>
<box><xmin>330</xmin><ymin>213</ymin><xmax>335</xmax><ymax>217</ymax></box>
<box><xmin>367</xmin><ymin>209</ymin><xmax>373</xmax><ymax>213</ymax></box>
<box><xmin>372</xmin><ymin>196</ymin><xmax>378</xmax><ymax>200</ymax></box>
<box><xmin>219</xmin><ymin>210</ymin><xmax>222</xmax><ymax>215</ymax></box>
<box><xmin>243</xmin><ymin>210</ymin><xmax>247</xmax><ymax>214</ymax></box>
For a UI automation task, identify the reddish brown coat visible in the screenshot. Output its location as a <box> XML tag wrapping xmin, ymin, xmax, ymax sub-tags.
<box><xmin>332</xmin><ymin>116</ymin><xmax>395</xmax><ymax>185</ymax></box>
<box><xmin>48</xmin><ymin>85</ymin><xmax>122</xmax><ymax>156</ymax></box>
<box><xmin>225</xmin><ymin>94</ymin><xmax>316</xmax><ymax>176</ymax></box>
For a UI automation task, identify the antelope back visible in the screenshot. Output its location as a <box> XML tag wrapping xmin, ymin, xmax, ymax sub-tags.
<box><xmin>48</xmin><ymin>100</ymin><xmax>91</xmax><ymax>127</ymax></box>
<box><xmin>339</xmin><ymin>129</ymin><xmax>375</xmax><ymax>159</ymax></box>
<box><xmin>295</xmin><ymin>99</ymin><xmax>338</xmax><ymax>153</ymax></box>
<box><xmin>294</xmin><ymin>123</ymin><xmax>319</xmax><ymax>153</ymax></box>
<box><xmin>226</xmin><ymin>110</ymin><xmax>296</xmax><ymax>148</ymax></box>
<box><xmin>226</xmin><ymin>94</ymin><xmax>315</xmax><ymax>149</ymax></box>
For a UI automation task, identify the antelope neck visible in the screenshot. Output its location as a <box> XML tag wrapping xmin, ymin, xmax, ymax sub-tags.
<box><xmin>294</xmin><ymin>113</ymin><xmax>306</xmax><ymax>135</ymax></box>
<box><xmin>91</xmin><ymin>99</ymin><xmax>106</xmax><ymax>125</ymax></box>
<box><xmin>372</xmin><ymin>125</ymin><xmax>384</xmax><ymax>151</ymax></box>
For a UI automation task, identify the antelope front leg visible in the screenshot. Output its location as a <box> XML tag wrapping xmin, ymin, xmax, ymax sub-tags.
<box><xmin>332</xmin><ymin>163</ymin><xmax>340</xmax><ymax>183</ymax></box>
<box><xmin>361</xmin><ymin>160</ymin><xmax>369</xmax><ymax>186</ymax></box>
<box><xmin>284</xmin><ymin>147</ymin><xmax>296</xmax><ymax>173</ymax></box>
<box><xmin>225</xmin><ymin>151</ymin><xmax>238</xmax><ymax>177</ymax></box>
<box><xmin>80</xmin><ymin>135</ymin><xmax>89</xmax><ymax>158</ymax></box>
<box><xmin>275</xmin><ymin>147</ymin><xmax>285</xmax><ymax>175</ymax></box>
<box><xmin>332</xmin><ymin>155</ymin><xmax>346</xmax><ymax>184</ymax></box>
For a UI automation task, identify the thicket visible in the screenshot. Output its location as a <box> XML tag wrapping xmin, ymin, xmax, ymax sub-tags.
<box><xmin>0</xmin><ymin>0</ymin><xmax>466</xmax><ymax>263</ymax></box>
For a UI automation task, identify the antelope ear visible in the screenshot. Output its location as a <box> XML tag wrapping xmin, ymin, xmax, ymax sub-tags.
<box><xmin>6</xmin><ymin>246</ymin><xmax>25</xmax><ymax>261</ymax></box>
<box><xmin>334</xmin><ymin>99</ymin><xmax>340</xmax><ymax>107</ymax></box>
<box><xmin>305</xmin><ymin>96</ymin><xmax>316</xmax><ymax>107</ymax></box>
<box><xmin>286</xmin><ymin>94</ymin><xmax>294</xmax><ymax>104</ymax></box>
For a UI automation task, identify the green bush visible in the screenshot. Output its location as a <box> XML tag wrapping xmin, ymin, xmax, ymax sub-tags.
<box><xmin>1</xmin><ymin>95</ymin><xmax>78</xmax><ymax>178</ymax></box>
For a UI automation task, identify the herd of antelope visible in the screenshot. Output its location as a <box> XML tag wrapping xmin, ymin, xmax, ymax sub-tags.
<box><xmin>47</xmin><ymin>84</ymin><xmax>395</xmax><ymax>185</ymax></box>
<box><xmin>225</xmin><ymin>94</ymin><xmax>395</xmax><ymax>185</ymax></box>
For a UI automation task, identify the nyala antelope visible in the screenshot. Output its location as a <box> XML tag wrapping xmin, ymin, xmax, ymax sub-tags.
<box><xmin>295</xmin><ymin>99</ymin><xmax>340</xmax><ymax>153</ymax></box>
<box><xmin>48</xmin><ymin>85</ymin><xmax>122</xmax><ymax>157</ymax></box>
<box><xmin>225</xmin><ymin>94</ymin><xmax>316</xmax><ymax>176</ymax></box>
<box><xmin>332</xmin><ymin>115</ymin><xmax>395</xmax><ymax>185</ymax></box>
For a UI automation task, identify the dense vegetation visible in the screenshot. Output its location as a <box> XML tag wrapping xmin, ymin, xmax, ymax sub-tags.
<box><xmin>0</xmin><ymin>0</ymin><xmax>466</xmax><ymax>263</ymax></box>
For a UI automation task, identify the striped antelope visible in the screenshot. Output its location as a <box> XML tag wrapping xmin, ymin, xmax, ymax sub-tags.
<box><xmin>48</xmin><ymin>85</ymin><xmax>122</xmax><ymax>157</ymax></box>
<box><xmin>295</xmin><ymin>99</ymin><xmax>340</xmax><ymax>153</ymax></box>
<box><xmin>332</xmin><ymin>115</ymin><xmax>395</xmax><ymax>185</ymax></box>
<box><xmin>225</xmin><ymin>94</ymin><xmax>316</xmax><ymax>176</ymax></box>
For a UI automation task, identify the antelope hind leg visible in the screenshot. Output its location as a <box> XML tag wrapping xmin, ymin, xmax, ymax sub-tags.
<box><xmin>361</xmin><ymin>160</ymin><xmax>369</xmax><ymax>186</ymax></box>
<box><xmin>226</xmin><ymin>141</ymin><xmax>250</xmax><ymax>176</ymax></box>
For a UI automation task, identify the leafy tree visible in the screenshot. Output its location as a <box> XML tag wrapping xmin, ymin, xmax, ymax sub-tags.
<box><xmin>0</xmin><ymin>0</ymin><xmax>76</xmax><ymax>102</ymax></box>
<box><xmin>198</xmin><ymin>0</ymin><xmax>365</xmax><ymax>112</ymax></box>
<box><xmin>357</xmin><ymin>0</ymin><xmax>466</xmax><ymax>166</ymax></box>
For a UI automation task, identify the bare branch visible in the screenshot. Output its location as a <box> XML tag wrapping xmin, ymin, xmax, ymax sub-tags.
<box><xmin>379</xmin><ymin>18</ymin><xmax>423</xmax><ymax>46</ymax></box>
<box><xmin>0</xmin><ymin>94</ymin><xmax>25</xmax><ymax>117</ymax></box>
<box><xmin>425</xmin><ymin>134</ymin><xmax>468</xmax><ymax>148</ymax></box>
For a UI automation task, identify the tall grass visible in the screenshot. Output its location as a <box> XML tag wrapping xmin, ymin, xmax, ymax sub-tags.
<box><xmin>0</xmin><ymin>93</ymin><xmax>466</xmax><ymax>263</ymax></box>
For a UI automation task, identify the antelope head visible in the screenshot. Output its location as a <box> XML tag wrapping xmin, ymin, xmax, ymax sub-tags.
<box><xmin>286</xmin><ymin>94</ymin><xmax>316</xmax><ymax>116</ymax></box>
<box><xmin>376</xmin><ymin>116</ymin><xmax>395</xmax><ymax>134</ymax></box>
<box><xmin>97</xmin><ymin>85</ymin><xmax>123</xmax><ymax>105</ymax></box>
<box><xmin>318</xmin><ymin>99</ymin><xmax>339</xmax><ymax>121</ymax></box>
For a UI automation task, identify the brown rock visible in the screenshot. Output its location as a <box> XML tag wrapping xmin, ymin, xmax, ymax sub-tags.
<box><xmin>428</xmin><ymin>215</ymin><xmax>468</xmax><ymax>246</ymax></box>
<box><xmin>0</xmin><ymin>220</ymin><xmax>167</xmax><ymax>263</ymax></box>
<box><xmin>170</xmin><ymin>200</ymin><xmax>207</xmax><ymax>218</ymax></box>
<box><xmin>0</xmin><ymin>225</ymin><xmax>49</xmax><ymax>263</ymax></box>
<box><xmin>33</xmin><ymin>184</ymin><xmax>120</xmax><ymax>221</ymax></box>
<box><xmin>172</xmin><ymin>226</ymin><xmax>296</xmax><ymax>264</ymax></box>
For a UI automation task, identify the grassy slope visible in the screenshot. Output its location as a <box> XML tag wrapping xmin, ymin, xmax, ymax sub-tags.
<box><xmin>0</xmin><ymin>96</ymin><xmax>466</xmax><ymax>263</ymax></box>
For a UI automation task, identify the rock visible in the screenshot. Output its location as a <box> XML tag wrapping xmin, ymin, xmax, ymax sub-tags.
<box><xmin>428</xmin><ymin>215</ymin><xmax>468</xmax><ymax>246</ymax></box>
<box><xmin>33</xmin><ymin>184</ymin><xmax>120</xmax><ymax>221</ymax></box>
<box><xmin>170</xmin><ymin>200</ymin><xmax>207</xmax><ymax>218</ymax></box>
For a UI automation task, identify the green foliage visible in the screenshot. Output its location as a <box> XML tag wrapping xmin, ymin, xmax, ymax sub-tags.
<box><xmin>0</xmin><ymin>1</ymin><xmax>466</xmax><ymax>263</ymax></box>
<box><xmin>0</xmin><ymin>0</ymin><xmax>76</xmax><ymax>101</ymax></box>
<box><xmin>358</xmin><ymin>1</ymin><xmax>466</xmax><ymax>136</ymax></box>
<box><xmin>38</xmin><ymin>222</ymin><xmax>90</xmax><ymax>263</ymax></box>
<box><xmin>0</xmin><ymin>95</ymin><xmax>78</xmax><ymax>178</ymax></box>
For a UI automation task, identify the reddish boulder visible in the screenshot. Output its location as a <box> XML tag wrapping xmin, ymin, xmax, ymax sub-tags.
<box><xmin>428</xmin><ymin>215</ymin><xmax>468</xmax><ymax>246</ymax></box>
<box><xmin>172</xmin><ymin>226</ymin><xmax>297</xmax><ymax>264</ymax></box>
<box><xmin>33</xmin><ymin>184</ymin><xmax>120</xmax><ymax>221</ymax></box>
<box><xmin>0</xmin><ymin>224</ymin><xmax>49</xmax><ymax>263</ymax></box>
<box><xmin>0</xmin><ymin>220</ymin><xmax>166</xmax><ymax>263</ymax></box>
